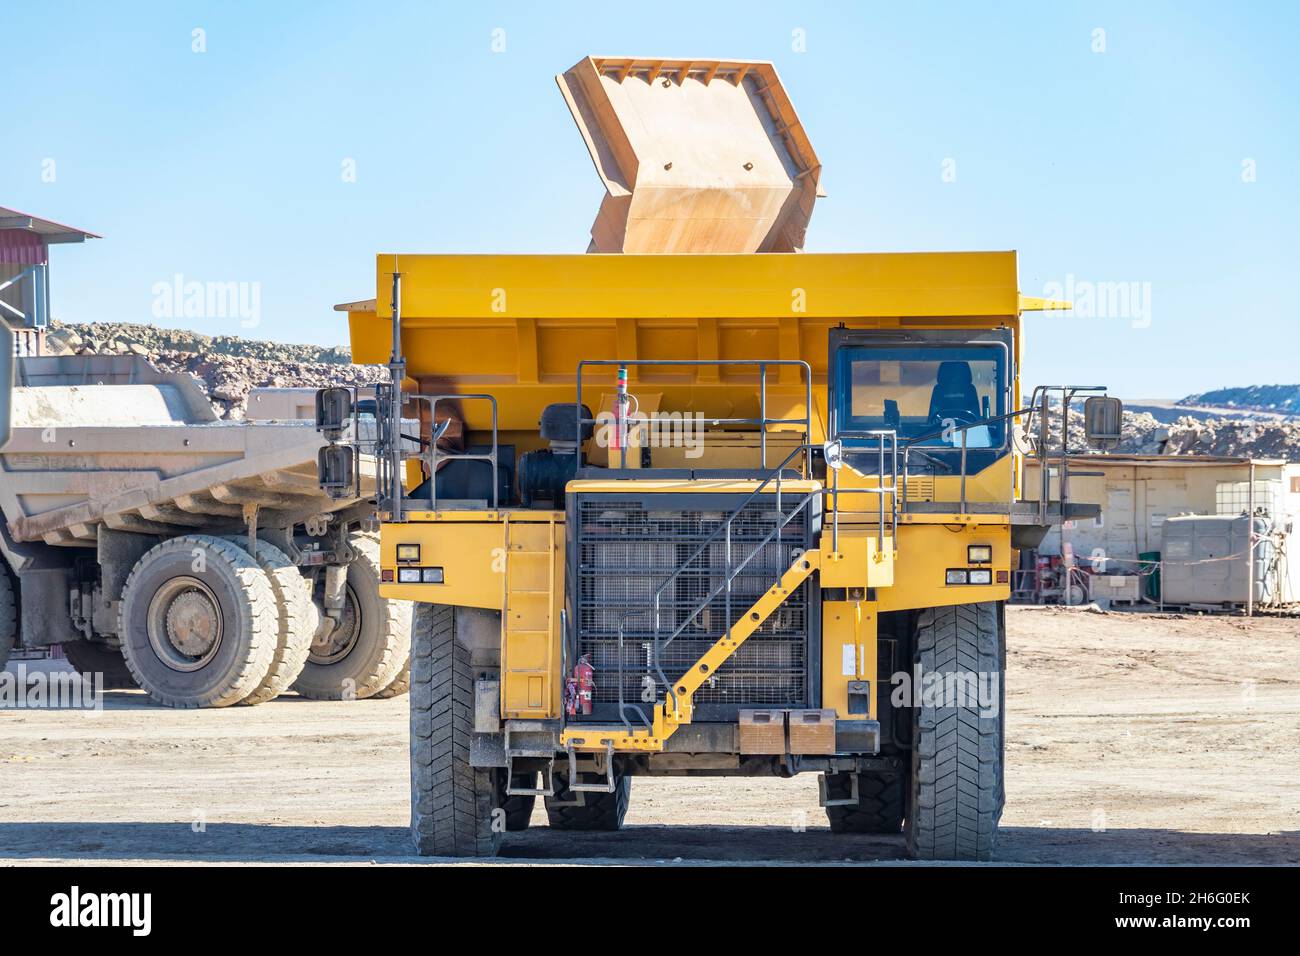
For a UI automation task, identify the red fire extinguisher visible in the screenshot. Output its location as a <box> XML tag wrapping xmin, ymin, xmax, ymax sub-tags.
<box><xmin>565</xmin><ymin>654</ymin><xmax>595</xmax><ymax>716</ymax></box>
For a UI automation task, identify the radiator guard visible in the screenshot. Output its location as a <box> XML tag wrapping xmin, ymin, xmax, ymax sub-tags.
<box><xmin>567</xmin><ymin>490</ymin><xmax>821</xmax><ymax>722</ymax></box>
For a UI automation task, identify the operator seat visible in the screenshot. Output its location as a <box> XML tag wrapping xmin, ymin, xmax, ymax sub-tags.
<box><xmin>928</xmin><ymin>361</ymin><xmax>981</xmax><ymax>423</ymax></box>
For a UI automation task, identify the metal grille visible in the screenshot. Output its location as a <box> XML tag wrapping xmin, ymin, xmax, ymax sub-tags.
<box><xmin>574</xmin><ymin>496</ymin><xmax>810</xmax><ymax>713</ymax></box>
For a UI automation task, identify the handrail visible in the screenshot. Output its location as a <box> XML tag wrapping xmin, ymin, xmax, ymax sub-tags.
<box><xmin>827</xmin><ymin>429</ymin><xmax>898</xmax><ymax>552</ymax></box>
<box><xmin>650</xmin><ymin>442</ymin><xmax>813</xmax><ymax>712</ymax></box>
<box><xmin>404</xmin><ymin>393</ymin><xmax>501</xmax><ymax>510</ymax></box>
<box><xmin>599</xmin><ymin>438</ymin><xmax>910</xmax><ymax>731</ymax></box>
<box><xmin>599</xmin><ymin>442</ymin><xmax>814</xmax><ymax>727</ymax></box>
<box><xmin>842</xmin><ymin>407</ymin><xmax>1034</xmax><ymax>516</ymax></box>
<box><xmin>654</xmin><ymin>487</ymin><xmax>821</xmax><ymax>716</ymax></box>
<box><xmin>575</xmin><ymin>359</ymin><xmax>814</xmax><ymax>473</ymax></box>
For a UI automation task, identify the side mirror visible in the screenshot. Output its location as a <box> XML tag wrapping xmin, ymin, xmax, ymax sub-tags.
<box><xmin>315</xmin><ymin>387</ymin><xmax>352</xmax><ymax>440</ymax></box>
<box><xmin>823</xmin><ymin>439</ymin><xmax>844</xmax><ymax>470</ymax></box>
<box><xmin>1083</xmin><ymin>395</ymin><xmax>1123</xmax><ymax>449</ymax></box>
<box><xmin>318</xmin><ymin>444</ymin><xmax>356</xmax><ymax>500</ymax></box>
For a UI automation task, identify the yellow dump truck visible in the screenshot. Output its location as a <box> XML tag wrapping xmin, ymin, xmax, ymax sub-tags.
<box><xmin>319</xmin><ymin>57</ymin><xmax>1112</xmax><ymax>859</ymax></box>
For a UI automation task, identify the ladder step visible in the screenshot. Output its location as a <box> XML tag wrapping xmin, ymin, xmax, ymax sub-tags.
<box><xmin>565</xmin><ymin>741</ymin><xmax>617</xmax><ymax>793</ymax></box>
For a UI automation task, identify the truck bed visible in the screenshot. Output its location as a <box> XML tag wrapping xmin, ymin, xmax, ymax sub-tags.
<box><xmin>0</xmin><ymin>355</ymin><xmax>371</xmax><ymax>549</ymax></box>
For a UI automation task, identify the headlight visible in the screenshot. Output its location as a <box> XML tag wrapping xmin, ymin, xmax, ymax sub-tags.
<box><xmin>396</xmin><ymin>544</ymin><xmax>421</xmax><ymax>563</ymax></box>
<box><xmin>945</xmin><ymin>569</ymin><xmax>968</xmax><ymax>585</ymax></box>
<box><xmin>967</xmin><ymin>545</ymin><xmax>993</xmax><ymax>564</ymax></box>
<box><xmin>422</xmin><ymin>567</ymin><xmax>444</xmax><ymax>583</ymax></box>
<box><xmin>968</xmin><ymin>568</ymin><xmax>993</xmax><ymax>585</ymax></box>
<box><xmin>397</xmin><ymin>568</ymin><xmax>421</xmax><ymax>583</ymax></box>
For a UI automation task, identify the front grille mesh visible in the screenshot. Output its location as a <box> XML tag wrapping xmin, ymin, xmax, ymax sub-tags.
<box><xmin>574</xmin><ymin>497</ymin><xmax>810</xmax><ymax>711</ymax></box>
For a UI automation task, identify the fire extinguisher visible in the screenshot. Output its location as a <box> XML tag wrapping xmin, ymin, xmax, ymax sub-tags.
<box><xmin>565</xmin><ymin>654</ymin><xmax>595</xmax><ymax>716</ymax></box>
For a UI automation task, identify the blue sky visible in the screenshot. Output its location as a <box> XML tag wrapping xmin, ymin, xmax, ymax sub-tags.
<box><xmin>3</xmin><ymin>0</ymin><xmax>1296</xmax><ymax>398</ymax></box>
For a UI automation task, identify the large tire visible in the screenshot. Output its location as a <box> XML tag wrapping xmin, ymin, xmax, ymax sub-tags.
<box><xmin>118</xmin><ymin>535</ymin><xmax>279</xmax><ymax>708</ymax></box>
<box><xmin>905</xmin><ymin>601</ymin><xmax>1005</xmax><ymax>861</ymax></box>
<box><xmin>0</xmin><ymin>561</ymin><xmax>17</xmax><ymax>672</ymax></box>
<box><xmin>225</xmin><ymin>536</ymin><xmax>317</xmax><ymax>705</ymax></box>
<box><xmin>545</xmin><ymin>771</ymin><xmax>631</xmax><ymax>831</ymax></box>
<box><xmin>294</xmin><ymin>534</ymin><xmax>411</xmax><ymax>701</ymax></box>
<box><xmin>61</xmin><ymin>640</ymin><xmax>138</xmax><ymax>690</ymax></box>
<box><xmin>824</xmin><ymin>771</ymin><xmax>905</xmax><ymax>834</ymax></box>
<box><xmin>371</xmin><ymin>659</ymin><xmax>410</xmax><ymax>699</ymax></box>
<box><xmin>503</xmin><ymin>773</ymin><xmax>537</xmax><ymax>831</ymax></box>
<box><xmin>410</xmin><ymin>603</ymin><xmax>503</xmax><ymax>857</ymax></box>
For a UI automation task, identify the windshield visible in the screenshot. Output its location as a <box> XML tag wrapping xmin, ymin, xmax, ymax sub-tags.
<box><xmin>834</xmin><ymin>345</ymin><xmax>1007</xmax><ymax>449</ymax></box>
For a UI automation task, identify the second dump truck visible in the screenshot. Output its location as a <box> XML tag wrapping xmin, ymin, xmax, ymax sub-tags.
<box><xmin>321</xmin><ymin>57</ymin><xmax>1111</xmax><ymax>859</ymax></box>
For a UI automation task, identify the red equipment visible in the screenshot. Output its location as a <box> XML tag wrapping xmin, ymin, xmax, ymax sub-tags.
<box><xmin>565</xmin><ymin>654</ymin><xmax>595</xmax><ymax>716</ymax></box>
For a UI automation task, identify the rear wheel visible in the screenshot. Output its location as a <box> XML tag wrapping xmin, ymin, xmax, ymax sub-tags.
<box><xmin>905</xmin><ymin>601</ymin><xmax>1005</xmax><ymax>861</ymax></box>
<box><xmin>503</xmin><ymin>773</ymin><xmax>538</xmax><ymax>831</ymax></box>
<box><xmin>225</xmin><ymin>536</ymin><xmax>317</xmax><ymax>705</ymax></box>
<box><xmin>824</xmin><ymin>771</ymin><xmax>905</xmax><ymax>834</ymax></box>
<box><xmin>545</xmin><ymin>771</ymin><xmax>631</xmax><ymax>831</ymax></box>
<box><xmin>118</xmin><ymin>535</ymin><xmax>279</xmax><ymax>708</ymax></box>
<box><xmin>371</xmin><ymin>660</ymin><xmax>410</xmax><ymax>699</ymax></box>
<box><xmin>0</xmin><ymin>561</ymin><xmax>17</xmax><ymax>672</ymax></box>
<box><xmin>294</xmin><ymin>533</ymin><xmax>412</xmax><ymax>700</ymax></box>
<box><xmin>410</xmin><ymin>603</ymin><xmax>503</xmax><ymax>857</ymax></box>
<box><xmin>61</xmin><ymin>640</ymin><xmax>138</xmax><ymax>690</ymax></box>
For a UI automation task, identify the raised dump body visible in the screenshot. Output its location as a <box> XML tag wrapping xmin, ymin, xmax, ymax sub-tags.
<box><xmin>0</xmin><ymin>351</ymin><xmax>413</xmax><ymax>709</ymax></box>
<box><xmin>557</xmin><ymin>56</ymin><xmax>823</xmax><ymax>253</ymax></box>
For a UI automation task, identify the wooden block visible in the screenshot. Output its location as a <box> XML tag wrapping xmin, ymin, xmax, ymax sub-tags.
<box><xmin>738</xmin><ymin>709</ymin><xmax>787</xmax><ymax>754</ymax></box>
<box><xmin>787</xmin><ymin>709</ymin><xmax>836</xmax><ymax>754</ymax></box>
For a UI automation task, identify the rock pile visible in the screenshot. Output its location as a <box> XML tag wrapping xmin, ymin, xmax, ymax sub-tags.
<box><xmin>1032</xmin><ymin>406</ymin><xmax>1300</xmax><ymax>461</ymax></box>
<box><xmin>45</xmin><ymin>321</ymin><xmax>351</xmax><ymax>365</ymax></box>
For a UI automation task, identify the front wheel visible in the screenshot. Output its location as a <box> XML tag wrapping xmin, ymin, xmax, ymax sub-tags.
<box><xmin>410</xmin><ymin>603</ymin><xmax>503</xmax><ymax>857</ymax></box>
<box><xmin>118</xmin><ymin>535</ymin><xmax>279</xmax><ymax>708</ymax></box>
<box><xmin>905</xmin><ymin>601</ymin><xmax>1005</xmax><ymax>861</ymax></box>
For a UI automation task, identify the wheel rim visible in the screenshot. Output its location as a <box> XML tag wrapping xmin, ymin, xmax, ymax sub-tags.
<box><xmin>309</xmin><ymin>584</ymin><xmax>361</xmax><ymax>665</ymax></box>
<box><xmin>146</xmin><ymin>576</ymin><xmax>224</xmax><ymax>672</ymax></box>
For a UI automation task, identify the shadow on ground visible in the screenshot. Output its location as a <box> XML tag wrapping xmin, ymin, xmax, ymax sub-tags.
<box><xmin>2</xmin><ymin>822</ymin><xmax>1295</xmax><ymax>865</ymax></box>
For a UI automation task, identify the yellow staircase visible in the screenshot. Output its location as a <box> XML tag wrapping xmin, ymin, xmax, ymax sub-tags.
<box><xmin>501</xmin><ymin>515</ymin><xmax>561</xmax><ymax>719</ymax></box>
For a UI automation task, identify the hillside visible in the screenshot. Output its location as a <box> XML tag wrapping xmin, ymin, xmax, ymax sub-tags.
<box><xmin>1179</xmin><ymin>384</ymin><xmax>1300</xmax><ymax>417</ymax></box>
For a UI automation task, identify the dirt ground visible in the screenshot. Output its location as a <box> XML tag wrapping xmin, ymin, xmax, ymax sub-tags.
<box><xmin>2</xmin><ymin>606</ymin><xmax>1297</xmax><ymax>865</ymax></box>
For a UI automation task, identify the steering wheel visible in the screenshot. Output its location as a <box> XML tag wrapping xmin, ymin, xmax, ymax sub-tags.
<box><xmin>927</xmin><ymin>408</ymin><xmax>982</xmax><ymax>431</ymax></box>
